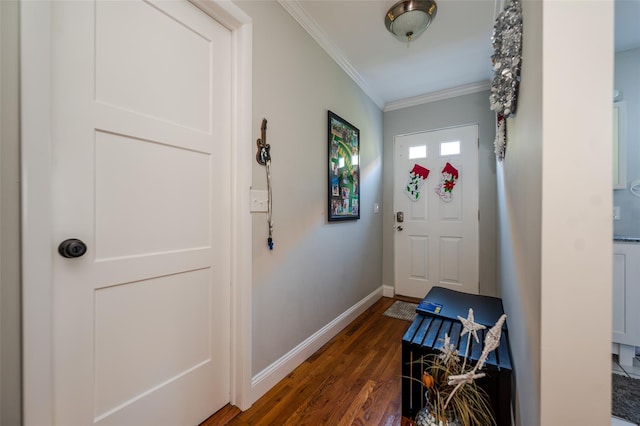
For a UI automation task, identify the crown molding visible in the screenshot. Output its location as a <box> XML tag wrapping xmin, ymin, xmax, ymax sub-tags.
<box><xmin>277</xmin><ymin>0</ymin><xmax>385</xmax><ymax>110</ymax></box>
<box><xmin>278</xmin><ymin>1</ymin><xmax>490</xmax><ymax>113</ymax></box>
<box><xmin>384</xmin><ymin>81</ymin><xmax>491</xmax><ymax>112</ymax></box>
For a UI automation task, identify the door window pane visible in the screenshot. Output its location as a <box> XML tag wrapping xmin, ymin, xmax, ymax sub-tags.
<box><xmin>409</xmin><ymin>145</ymin><xmax>427</xmax><ymax>159</ymax></box>
<box><xmin>440</xmin><ymin>141</ymin><xmax>460</xmax><ymax>156</ymax></box>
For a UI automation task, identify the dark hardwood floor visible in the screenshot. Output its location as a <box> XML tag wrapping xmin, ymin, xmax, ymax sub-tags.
<box><xmin>201</xmin><ymin>296</ymin><xmax>419</xmax><ymax>425</ymax></box>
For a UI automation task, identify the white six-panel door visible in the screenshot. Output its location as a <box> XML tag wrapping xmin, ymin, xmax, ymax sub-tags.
<box><xmin>393</xmin><ymin>125</ymin><xmax>479</xmax><ymax>299</ymax></box>
<box><xmin>50</xmin><ymin>1</ymin><xmax>231</xmax><ymax>424</ymax></box>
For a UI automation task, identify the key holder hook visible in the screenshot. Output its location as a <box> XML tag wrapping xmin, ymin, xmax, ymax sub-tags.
<box><xmin>256</xmin><ymin>118</ymin><xmax>274</xmax><ymax>250</ymax></box>
<box><xmin>256</xmin><ymin>119</ymin><xmax>270</xmax><ymax>165</ymax></box>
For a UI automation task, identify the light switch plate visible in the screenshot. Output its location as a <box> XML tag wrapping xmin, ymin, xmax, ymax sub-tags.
<box><xmin>613</xmin><ymin>206</ymin><xmax>621</xmax><ymax>220</ymax></box>
<box><xmin>250</xmin><ymin>189</ymin><xmax>268</xmax><ymax>213</ymax></box>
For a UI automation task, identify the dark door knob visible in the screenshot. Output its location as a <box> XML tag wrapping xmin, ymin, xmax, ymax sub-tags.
<box><xmin>58</xmin><ymin>238</ymin><xmax>87</xmax><ymax>258</ymax></box>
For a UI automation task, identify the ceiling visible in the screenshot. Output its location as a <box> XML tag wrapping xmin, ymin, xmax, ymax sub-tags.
<box><xmin>279</xmin><ymin>0</ymin><xmax>640</xmax><ymax>111</ymax></box>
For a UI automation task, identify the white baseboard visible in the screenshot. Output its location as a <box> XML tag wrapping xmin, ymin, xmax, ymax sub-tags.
<box><xmin>382</xmin><ymin>285</ymin><xmax>395</xmax><ymax>298</ymax></box>
<box><xmin>250</xmin><ymin>286</ymin><xmax>383</xmax><ymax>403</ymax></box>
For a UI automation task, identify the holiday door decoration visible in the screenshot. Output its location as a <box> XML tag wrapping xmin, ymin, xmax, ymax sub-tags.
<box><xmin>405</xmin><ymin>164</ymin><xmax>430</xmax><ymax>202</ymax></box>
<box><xmin>435</xmin><ymin>162</ymin><xmax>459</xmax><ymax>202</ymax></box>
<box><xmin>489</xmin><ymin>0</ymin><xmax>523</xmax><ymax>160</ymax></box>
<box><xmin>328</xmin><ymin>111</ymin><xmax>360</xmax><ymax>221</ymax></box>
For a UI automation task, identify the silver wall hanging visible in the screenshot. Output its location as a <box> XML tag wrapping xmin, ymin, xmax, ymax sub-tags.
<box><xmin>489</xmin><ymin>0</ymin><xmax>523</xmax><ymax>160</ymax></box>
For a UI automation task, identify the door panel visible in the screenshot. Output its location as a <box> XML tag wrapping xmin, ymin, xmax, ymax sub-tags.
<box><xmin>94</xmin><ymin>269</ymin><xmax>211</xmax><ymax>418</ymax></box>
<box><xmin>94</xmin><ymin>131</ymin><xmax>212</xmax><ymax>259</ymax></box>
<box><xmin>95</xmin><ymin>0</ymin><xmax>212</xmax><ymax>131</ymax></box>
<box><xmin>409</xmin><ymin>236</ymin><xmax>428</xmax><ymax>278</ymax></box>
<box><xmin>394</xmin><ymin>125</ymin><xmax>479</xmax><ymax>298</ymax></box>
<box><xmin>440</xmin><ymin>237</ymin><xmax>462</xmax><ymax>284</ymax></box>
<box><xmin>440</xmin><ymin>189</ymin><xmax>463</xmax><ymax>220</ymax></box>
<box><xmin>50</xmin><ymin>1</ymin><xmax>231</xmax><ymax>424</ymax></box>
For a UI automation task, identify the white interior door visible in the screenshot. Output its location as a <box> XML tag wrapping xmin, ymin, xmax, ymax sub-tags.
<box><xmin>393</xmin><ymin>125</ymin><xmax>479</xmax><ymax>299</ymax></box>
<box><xmin>50</xmin><ymin>1</ymin><xmax>231</xmax><ymax>424</ymax></box>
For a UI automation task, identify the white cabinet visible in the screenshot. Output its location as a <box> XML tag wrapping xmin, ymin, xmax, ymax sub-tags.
<box><xmin>612</xmin><ymin>241</ymin><xmax>640</xmax><ymax>365</ymax></box>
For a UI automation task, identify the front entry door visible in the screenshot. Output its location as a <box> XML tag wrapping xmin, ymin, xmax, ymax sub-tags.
<box><xmin>50</xmin><ymin>1</ymin><xmax>231</xmax><ymax>424</ymax></box>
<box><xmin>393</xmin><ymin>125</ymin><xmax>479</xmax><ymax>299</ymax></box>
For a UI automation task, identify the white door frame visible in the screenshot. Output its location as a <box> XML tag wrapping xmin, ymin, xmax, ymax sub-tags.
<box><xmin>20</xmin><ymin>1</ymin><xmax>253</xmax><ymax>424</ymax></box>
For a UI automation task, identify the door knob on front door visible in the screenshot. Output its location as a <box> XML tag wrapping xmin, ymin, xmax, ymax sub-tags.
<box><xmin>58</xmin><ymin>238</ymin><xmax>87</xmax><ymax>258</ymax></box>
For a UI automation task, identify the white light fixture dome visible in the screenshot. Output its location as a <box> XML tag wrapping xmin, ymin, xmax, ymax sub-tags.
<box><xmin>385</xmin><ymin>0</ymin><xmax>437</xmax><ymax>43</ymax></box>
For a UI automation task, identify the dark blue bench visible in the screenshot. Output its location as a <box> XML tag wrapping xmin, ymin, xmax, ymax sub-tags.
<box><xmin>401</xmin><ymin>287</ymin><xmax>513</xmax><ymax>425</ymax></box>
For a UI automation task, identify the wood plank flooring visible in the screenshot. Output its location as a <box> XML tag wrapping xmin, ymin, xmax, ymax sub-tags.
<box><xmin>201</xmin><ymin>296</ymin><xmax>419</xmax><ymax>426</ymax></box>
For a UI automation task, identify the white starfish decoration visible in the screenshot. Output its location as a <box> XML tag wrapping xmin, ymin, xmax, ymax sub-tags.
<box><xmin>457</xmin><ymin>308</ymin><xmax>485</xmax><ymax>343</ymax></box>
<box><xmin>442</xmin><ymin>312</ymin><xmax>508</xmax><ymax>413</ymax></box>
<box><xmin>457</xmin><ymin>308</ymin><xmax>485</xmax><ymax>370</ymax></box>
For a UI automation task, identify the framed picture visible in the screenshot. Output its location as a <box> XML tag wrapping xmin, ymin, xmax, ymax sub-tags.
<box><xmin>328</xmin><ymin>111</ymin><xmax>360</xmax><ymax>222</ymax></box>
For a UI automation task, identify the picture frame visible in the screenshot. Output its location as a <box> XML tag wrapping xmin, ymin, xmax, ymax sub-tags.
<box><xmin>328</xmin><ymin>111</ymin><xmax>360</xmax><ymax>222</ymax></box>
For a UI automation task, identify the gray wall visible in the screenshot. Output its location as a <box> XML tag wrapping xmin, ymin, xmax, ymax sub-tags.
<box><xmin>614</xmin><ymin>47</ymin><xmax>640</xmax><ymax>236</ymax></box>
<box><xmin>498</xmin><ymin>1</ymin><xmax>613</xmax><ymax>424</ymax></box>
<box><xmin>1</xmin><ymin>1</ymin><xmax>22</xmax><ymax>424</ymax></box>
<box><xmin>496</xmin><ymin>2</ymin><xmax>542</xmax><ymax>423</ymax></box>
<box><xmin>382</xmin><ymin>91</ymin><xmax>498</xmax><ymax>297</ymax></box>
<box><xmin>235</xmin><ymin>1</ymin><xmax>384</xmax><ymax>376</ymax></box>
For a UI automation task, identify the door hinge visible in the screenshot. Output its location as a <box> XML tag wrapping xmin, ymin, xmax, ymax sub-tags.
<box><xmin>477</xmin><ymin>138</ymin><xmax>480</xmax><ymax>149</ymax></box>
<box><xmin>478</xmin><ymin>210</ymin><xmax>480</xmax><ymax>221</ymax></box>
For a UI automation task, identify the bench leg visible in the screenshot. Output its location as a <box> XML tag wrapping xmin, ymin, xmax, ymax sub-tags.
<box><xmin>619</xmin><ymin>344</ymin><xmax>636</xmax><ymax>366</ymax></box>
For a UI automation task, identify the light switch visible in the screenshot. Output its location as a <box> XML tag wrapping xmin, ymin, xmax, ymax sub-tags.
<box><xmin>250</xmin><ymin>189</ymin><xmax>268</xmax><ymax>213</ymax></box>
<box><xmin>373</xmin><ymin>203</ymin><xmax>380</xmax><ymax>214</ymax></box>
<box><xmin>613</xmin><ymin>206</ymin><xmax>621</xmax><ymax>220</ymax></box>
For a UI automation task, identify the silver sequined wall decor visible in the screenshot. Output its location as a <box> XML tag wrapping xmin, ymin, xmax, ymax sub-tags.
<box><xmin>489</xmin><ymin>0</ymin><xmax>523</xmax><ymax>160</ymax></box>
<box><xmin>495</xmin><ymin>114</ymin><xmax>507</xmax><ymax>161</ymax></box>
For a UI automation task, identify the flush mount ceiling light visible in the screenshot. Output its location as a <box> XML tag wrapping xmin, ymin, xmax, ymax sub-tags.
<box><xmin>385</xmin><ymin>0</ymin><xmax>437</xmax><ymax>43</ymax></box>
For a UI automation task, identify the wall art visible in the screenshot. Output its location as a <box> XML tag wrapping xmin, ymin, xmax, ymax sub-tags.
<box><xmin>328</xmin><ymin>111</ymin><xmax>360</xmax><ymax>221</ymax></box>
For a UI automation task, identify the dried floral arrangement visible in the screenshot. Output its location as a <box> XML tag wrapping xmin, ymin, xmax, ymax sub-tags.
<box><xmin>410</xmin><ymin>309</ymin><xmax>507</xmax><ymax>426</ymax></box>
